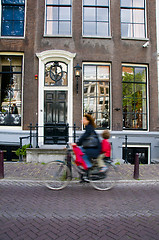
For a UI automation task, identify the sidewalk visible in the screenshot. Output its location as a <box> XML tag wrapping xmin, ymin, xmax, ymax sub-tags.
<box><xmin>2</xmin><ymin>162</ymin><xmax>159</xmax><ymax>181</ymax></box>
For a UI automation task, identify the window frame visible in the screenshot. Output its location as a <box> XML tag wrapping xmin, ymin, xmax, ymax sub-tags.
<box><xmin>122</xmin><ymin>64</ymin><xmax>149</xmax><ymax>131</ymax></box>
<box><xmin>0</xmin><ymin>52</ymin><xmax>24</xmax><ymax>129</ymax></box>
<box><xmin>82</xmin><ymin>0</ymin><xmax>111</xmax><ymax>38</ymax></box>
<box><xmin>44</xmin><ymin>0</ymin><xmax>72</xmax><ymax>37</ymax></box>
<box><xmin>0</xmin><ymin>0</ymin><xmax>26</xmax><ymax>38</ymax></box>
<box><xmin>82</xmin><ymin>62</ymin><xmax>111</xmax><ymax>130</ymax></box>
<box><xmin>120</xmin><ymin>0</ymin><xmax>147</xmax><ymax>40</ymax></box>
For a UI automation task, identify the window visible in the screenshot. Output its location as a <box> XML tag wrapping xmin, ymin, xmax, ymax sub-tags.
<box><xmin>1</xmin><ymin>0</ymin><xmax>25</xmax><ymax>37</ymax></box>
<box><xmin>83</xmin><ymin>0</ymin><xmax>110</xmax><ymax>37</ymax></box>
<box><xmin>122</xmin><ymin>65</ymin><xmax>148</xmax><ymax>130</ymax></box>
<box><xmin>0</xmin><ymin>55</ymin><xmax>22</xmax><ymax>126</ymax></box>
<box><xmin>44</xmin><ymin>61</ymin><xmax>68</xmax><ymax>86</ymax></box>
<box><xmin>120</xmin><ymin>0</ymin><xmax>146</xmax><ymax>38</ymax></box>
<box><xmin>83</xmin><ymin>64</ymin><xmax>110</xmax><ymax>129</ymax></box>
<box><xmin>45</xmin><ymin>0</ymin><xmax>72</xmax><ymax>36</ymax></box>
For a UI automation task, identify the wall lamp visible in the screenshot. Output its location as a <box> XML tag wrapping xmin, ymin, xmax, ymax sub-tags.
<box><xmin>74</xmin><ymin>63</ymin><xmax>82</xmax><ymax>94</ymax></box>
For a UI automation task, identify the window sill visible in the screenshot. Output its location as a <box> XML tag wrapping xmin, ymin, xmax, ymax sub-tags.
<box><xmin>82</xmin><ymin>35</ymin><xmax>112</xmax><ymax>39</ymax></box>
<box><xmin>0</xmin><ymin>36</ymin><xmax>25</xmax><ymax>39</ymax></box>
<box><xmin>43</xmin><ymin>35</ymin><xmax>72</xmax><ymax>38</ymax></box>
<box><xmin>121</xmin><ymin>37</ymin><xmax>149</xmax><ymax>41</ymax></box>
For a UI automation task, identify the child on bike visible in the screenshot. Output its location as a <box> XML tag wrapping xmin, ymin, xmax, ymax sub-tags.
<box><xmin>97</xmin><ymin>130</ymin><xmax>111</xmax><ymax>172</ymax></box>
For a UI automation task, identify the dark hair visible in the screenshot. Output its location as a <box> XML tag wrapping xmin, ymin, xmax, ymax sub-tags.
<box><xmin>102</xmin><ymin>130</ymin><xmax>110</xmax><ymax>139</ymax></box>
<box><xmin>84</xmin><ymin>114</ymin><xmax>96</xmax><ymax>128</ymax></box>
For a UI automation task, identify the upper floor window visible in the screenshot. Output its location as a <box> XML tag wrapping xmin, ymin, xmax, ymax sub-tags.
<box><xmin>120</xmin><ymin>0</ymin><xmax>146</xmax><ymax>38</ymax></box>
<box><xmin>0</xmin><ymin>55</ymin><xmax>22</xmax><ymax>126</ymax></box>
<box><xmin>1</xmin><ymin>0</ymin><xmax>25</xmax><ymax>37</ymax></box>
<box><xmin>83</xmin><ymin>63</ymin><xmax>110</xmax><ymax>129</ymax></box>
<box><xmin>83</xmin><ymin>0</ymin><xmax>110</xmax><ymax>37</ymax></box>
<box><xmin>45</xmin><ymin>0</ymin><xmax>72</xmax><ymax>36</ymax></box>
<box><xmin>122</xmin><ymin>65</ymin><xmax>148</xmax><ymax>130</ymax></box>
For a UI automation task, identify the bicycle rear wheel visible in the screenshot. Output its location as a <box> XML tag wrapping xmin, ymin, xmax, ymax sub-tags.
<box><xmin>90</xmin><ymin>164</ymin><xmax>118</xmax><ymax>191</ymax></box>
<box><xmin>43</xmin><ymin>160</ymin><xmax>71</xmax><ymax>190</ymax></box>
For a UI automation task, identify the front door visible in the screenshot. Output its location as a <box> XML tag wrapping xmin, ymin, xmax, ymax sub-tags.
<box><xmin>44</xmin><ymin>91</ymin><xmax>68</xmax><ymax>144</ymax></box>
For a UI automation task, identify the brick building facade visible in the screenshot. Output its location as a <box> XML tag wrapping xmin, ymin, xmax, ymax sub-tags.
<box><xmin>0</xmin><ymin>0</ymin><xmax>159</xmax><ymax>163</ymax></box>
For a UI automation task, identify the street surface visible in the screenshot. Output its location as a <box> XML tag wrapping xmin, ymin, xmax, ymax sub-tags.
<box><xmin>0</xmin><ymin>181</ymin><xmax>159</xmax><ymax>240</ymax></box>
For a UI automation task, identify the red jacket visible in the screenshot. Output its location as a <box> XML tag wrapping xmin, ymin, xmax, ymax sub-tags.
<box><xmin>72</xmin><ymin>145</ymin><xmax>88</xmax><ymax>170</ymax></box>
<box><xmin>101</xmin><ymin>139</ymin><xmax>111</xmax><ymax>157</ymax></box>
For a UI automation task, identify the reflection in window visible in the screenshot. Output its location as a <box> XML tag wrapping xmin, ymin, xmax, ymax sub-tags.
<box><xmin>83</xmin><ymin>0</ymin><xmax>110</xmax><ymax>37</ymax></box>
<box><xmin>44</xmin><ymin>61</ymin><xmax>68</xmax><ymax>86</ymax></box>
<box><xmin>45</xmin><ymin>0</ymin><xmax>72</xmax><ymax>36</ymax></box>
<box><xmin>122</xmin><ymin>65</ymin><xmax>147</xmax><ymax>130</ymax></box>
<box><xmin>120</xmin><ymin>0</ymin><xmax>146</xmax><ymax>38</ymax></box>
<box><xmin>83</xmin><ymin>64</ymin><xmax>110</xmax><ymax>129</ymax></box>
<box><xmin>0</xmin><ymin>56</ymin><xmax>22</xmax><ymax>126</ymax></box>
<box><xmin>1</xmin><ymin>0</ymin><xmax>25</xmax><ymax>37</ymax></box>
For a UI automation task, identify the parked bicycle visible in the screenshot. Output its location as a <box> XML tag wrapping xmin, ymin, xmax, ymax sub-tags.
<box><xmin>42</xmin><ymin>143</ymin><xmax>119</xmax><ymax>191</ymax></box>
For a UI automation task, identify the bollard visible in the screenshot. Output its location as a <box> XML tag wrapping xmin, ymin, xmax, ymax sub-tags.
<box><xmin>0</xmin><ymin>151</ymin><xmax>4</xmax><ymax>179</ymax></box>
<box><xmin>133</xmin><ymin>153</ymin><xmax>139</xmax><ymax>179</ymax></box>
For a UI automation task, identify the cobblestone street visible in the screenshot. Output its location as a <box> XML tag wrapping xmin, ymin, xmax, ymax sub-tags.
<box><xmin>0</xmin><ymin>180</ymin><xmax>159</xmax><ymax>240</ymax></box>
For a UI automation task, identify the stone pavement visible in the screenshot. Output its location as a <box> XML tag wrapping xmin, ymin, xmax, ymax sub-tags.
<box><xmin>2</xmin><ymin>161</ymin><xmax>159</xmax><ymax>181</ymax></box>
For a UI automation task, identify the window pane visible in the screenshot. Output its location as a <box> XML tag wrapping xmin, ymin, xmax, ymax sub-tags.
<box><xmin>133</xmin><ymin>10</ymin><xmax>144</xmax><ymax>23</ymax></box>
<box><xmin>97</xmin><ymin>0</ymin><xmax>108</xmax><ymax>6</ymax></box>
<box><xmin>52</xmin><ymin>7</ymin><xmax>58</xmax><ymax>20</ymax></box>
<box><xmin>121</xmin><ymin>0</ymin><xmax>132</xmax><ymax>7</ymax></box>
<box><xmin>83</xmin><ymin>0</ymin><xmax>96</xmax><ymax>6</ymax></box>
<box><xmin>84</xmin><ymin>65</ymin><xmax>96</xmax><ymax>80</ymax></box>
<box><xmin>59</xmin><ymin>21</ymin><xmax>71</xmax><ymax>35</ymax></box>
<box><xmin>135</xmin><ymin>68</ymin><xmax>146</xmax><ymax>82</ymax></box>
<box><xmin>133</xmin><ymin>0</ymin><xmax>144</xmax><ymax>8</ymax></box>
<box><xmin>84</xmin><ymin>8</ymin><xmax>95</xmax><ymax>21</ymax></box>
<box><xmin>59</xmin><ymin>7</ymin><xmax>70</xmax><ymax>20</ymax></box>
<box><xmin>97</xmin><ymin>66</ymin><xmax>109</xmax><ymax>80</ymax></box>
<box><xmin>3</xmin><ymin>7</ymin><xmax>13</xmax><ymax>20</ymax></box>
<box><xmin>97</xmin><ymin>22</ymin><xmax>108</xmax><ymax>36</ymax></box>
<box><xmin>97</xmin><ymin>8</ymin><xmax>108</xmax><ymax>21</ymax></box>
<box><xmin>60</xmin><ymin>0</ymin><xmax>71</xmax><ymax>4</ymax></box>
<box><xmin>3</xmin><ymin>0</ymin><xmax>24</xmax><ymax>4</ymax></box>
<box><xmin>134</xmin><ymin>24</ymin><xmax>145</xmax><ymax>38</ymax></box>
<box><xmin>121</xmin><ymin>9</ymin><xmax>132</xmax><ymax>23</ymax></box>
<box><xmin>121</xmin><ymin>23</ymin><xmax>133</xmax><ymax>37</ymax></box>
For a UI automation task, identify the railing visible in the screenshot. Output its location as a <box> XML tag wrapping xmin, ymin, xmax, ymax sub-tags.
<box><xmin>19</xmin><ymin>123</ymin><xmax>78</xmax><ymax>161</ymax></box>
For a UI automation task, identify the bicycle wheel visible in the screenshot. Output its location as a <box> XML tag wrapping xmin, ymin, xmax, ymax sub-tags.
<box><xmin>90</xmin><ymin>164</ymin><xmax>118</xmax><ymax>191</ymax></box>
<box><xmin>43</xmin><ymin>160</ymin><xmax>71</xmax><ymax>190</ymax></box>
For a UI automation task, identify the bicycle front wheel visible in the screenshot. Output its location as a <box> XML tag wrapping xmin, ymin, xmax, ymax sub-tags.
<box><xmin>43</xmin><ymin>160</ymin><xmax>71</xmax><ymax>190</ymax></box>
<box><xmin>90</xmin><ymin>165</ymin><xmax>118</xmax><ymax>191</ymax></box>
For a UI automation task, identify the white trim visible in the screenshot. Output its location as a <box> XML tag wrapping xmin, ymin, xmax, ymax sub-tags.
<box><xmin>122</xmin><ymin>144</ymin><xmax>151</xmax><ymax>164</ymax></box>
<box><xmin>0</xmin><ymin>52</ymin><xmax>24</xmax><ymax>130</ymax></box>
<box><xmin>82</xmin><ymin>62</ymin><xmax>111</xmax><ymax>130</ymax></box>
<box><xmin>122</xmin><ymin>63</ymin><xmax>149</xmax><ymax>132</ymax></box>
<box><xmin>36</xmin><ymin>50</ymin><xmax>76</xmax><ymax>146</ymax></box>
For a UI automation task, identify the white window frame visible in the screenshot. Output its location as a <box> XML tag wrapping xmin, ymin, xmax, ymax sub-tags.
<box><xmin>82</xmin><ymin>0</ymin><xmax>111</xmax><ymax>38</ymax></box>
<box><xmin>82</xmin><ymin>62</ymin><xmax>112</xmax><ymax>130</ymax></box>
<box><xmin>44</xmin><ymin>0</ymin><xmax>72</xmax><ymax>37</ymax></box>
<box><xmin>0</xmin><ymin>52</ymin><xmax>24</xmax><ymax>130</ymax></box>
<box><xmin>0</xmin><ymin>0</ymin><xmax>26</xmax><ymax>39</ymax></box>
<box><xmin>122</xmin><ymin>63</ymin><xmax>149</xmax><ymax>132</ymax></box>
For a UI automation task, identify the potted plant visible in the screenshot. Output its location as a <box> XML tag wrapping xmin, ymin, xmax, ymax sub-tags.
<box><xmin>15</xmin><ymin>144</ymin><xmax>31</xmax><ymax>161</ymax></box>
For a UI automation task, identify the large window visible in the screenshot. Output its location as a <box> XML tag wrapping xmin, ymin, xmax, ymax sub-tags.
<box><xmin>122</xmin><ymin>65</ymin><xmax>148</xmax><ymax>130</ymax></box>
<box><xmin>120</xmin><ymin>0</ymin><xmax>146</xmax><ymax>38</ymax></box>
<box><xmin>83</xmin><ymin>0</ymin><xmax>110</xmax><ymax>37</ymax></box>
<box><xmin>45</xmin><ymin>0</ymin><xmax>72</xmax><ymax>36</ymax></box>
<box><xmin>83</xmin><ymin>64</ymin><xmax>110</xmax><ymax>129</ymax></box>
<box><xmin>1</xmin><ymin>0</ymin><xmax>25</xmax><ymax>37</ymax></box>
<box><xmin>0</xmin><ymin>55</ymin><xmax>22</xmax><ymax>126</ymax></box>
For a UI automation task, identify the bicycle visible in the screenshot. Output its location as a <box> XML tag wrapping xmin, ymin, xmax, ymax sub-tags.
<box><xmin>42</xmin><ymin>143</ymin><xmax>119</xmax><ymax>191</ymax></box>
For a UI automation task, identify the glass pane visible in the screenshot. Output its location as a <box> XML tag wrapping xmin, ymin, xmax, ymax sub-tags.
<box><xmin>121</xmin><ymin>0</ymin><xmax>132</xmax><ymax>7</ymax></box>
<box><xmin>47</xmin><ymin>0</ymin><xmax>58</xmax><ymax>4</ymax></box>
<box><xmin>60</xmin><ymin>0</ymin><xmax>71</xmax><ymax>4</ymax></box>
<box><xmin>14</xmin><ymin>6</ymin><xmax>24</xmax><ymax>20</ymax></box>
<box><xmin>121</xmin><ymin>23</ymin><xmax>133</xmax><ymax>37</ymax></box>
<box><xmin>3</xmin><ymin>7</ymin><xmax>13</xmax><ymax>20</ymax></box>
<box><xmin>97</xmin><ymin>22</ymin><xmax>108</xmax><ymax>36</ymax></box>
<box><xmin>52</xmin><ymin>7</ymin><xmax>58</xmax><ymax>20</ymax></box>
<box><xmin>97</xmin><ymin>66</ymin><xmax>109</xmax><ymax>80</ymax></box>
<box><xmin>46</xmin><ymin>21</ymin><xmax>53</xmax><ymax>35</ymax></box>
<box><xmin>135</xmin><ymin>84</ymin><xmax>146</xmax><ymax>98</ymax></box>
<box><xmin>14</xmin><ymin>21</ymin><xmax>24</xmax><ymax>36</ymax></box>
<box><xmin>59</xmin><ymin>7</ymin><xmax>71</xmax><ymax>20</ymax></box>
<box><xmin>97</xmin><ymin>8</ymin><xmax>108</xmax><ymax>21</ymax></box>
<box><xmin>121</xmin><ymin>9</ymin><xmax>132</xmax><ymax>23</ymax></box>
<box><xmin>2</xmin><ymin>21</ymin><xmax>12</xmax><ymax>36</ymax></box>
<box><xmin>133</xmin><ymin>0</ymin><xmax>144</xmax><ymax>8</ymax></box>
<box><xmin>84</xmin><ymin>65</ymin><xmax>96</xmax><ymax>80</ymax></box>
<box><xmin>59</xmin><ymin>21</ymin><xmax>71</xmax><ymax>35</ymax></box>
<box><xmin>123</xmin><ymin>82</ymin><xmax>134</xmax><ymax>97</ymax></box>
<box><xmin>135</xmin><ymin>68</ymin><xmax>146</xmax><ymax>82</ymax></box>
<box><xmin>83</xmin><ymin>0</ymin><xmax>95</xmax><ymax>6</ymax></box>
<box><xmin>122</xmin><ymin>67</ymin><xmax>134</xmax><ymax>81</ymax></box>
<box><xmin>3</xmin><ymin>0</ymin><xmax>24</xmax><ymax>4</ymax></box>
<box><xmin>134</xmin><ymin>24</ymin><xmax>145</xmax><ymax>38</ymax></box>
<box><xmin>83</xmin><ymin>22</ymin><xmax>96</xmax><ymax>35</ymax></box>
<box><xmin>133</xmin><ymin>10</ymin><xmax>144</xmax><ymax>23</ymax></box>
<box><xmin>84</xmin><ymin>8</ymin><xmax>95</xmax><ymax>21</ymax></box>
<box><xmin>97</xmin><ymin>0</ymin><xmax>108</xmax><ymax>6</ymax></box>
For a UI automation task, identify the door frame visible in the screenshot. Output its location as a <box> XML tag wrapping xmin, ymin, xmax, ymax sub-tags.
<box><xmin>36</xmin><ymin>50</ymin><xmax>76</xmax><ymax>146</ymax></box>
